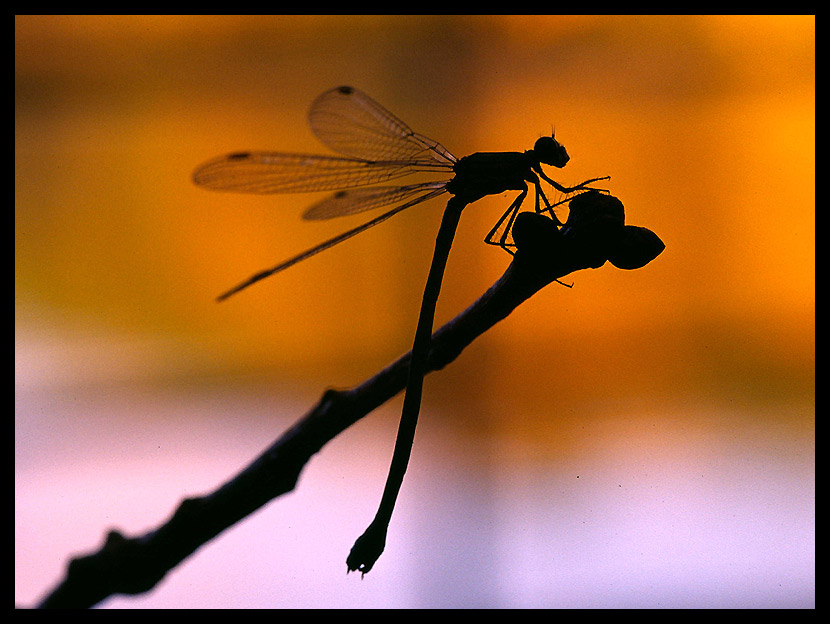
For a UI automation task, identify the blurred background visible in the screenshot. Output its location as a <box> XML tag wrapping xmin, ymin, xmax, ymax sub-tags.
<box><xmin>16</xmin><ymin>15</ymin><xmax>813</xmax><ymax>608</ymax></box>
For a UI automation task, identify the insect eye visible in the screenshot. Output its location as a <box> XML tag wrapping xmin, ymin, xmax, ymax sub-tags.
<box><xmin>534</xmin><ymin>136</ymin><xmax>555</xmax><ymax>152</ymax></box>
<box><xmin>534</xmin><ymin>135</ymin><xmax>569</xmax><ymax>167</ymax></box>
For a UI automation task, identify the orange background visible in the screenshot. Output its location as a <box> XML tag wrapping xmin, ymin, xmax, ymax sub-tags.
<box><xmin>16</xmin><ymin>16</ymin><xmax>814</xmax><ymax>608</ymax></box>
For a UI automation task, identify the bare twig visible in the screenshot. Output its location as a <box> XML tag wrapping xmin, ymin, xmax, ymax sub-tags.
<box><xmin>35</xmin><ymin>191</ymin><xmax>663</xmax><ymax>608</ymax></box>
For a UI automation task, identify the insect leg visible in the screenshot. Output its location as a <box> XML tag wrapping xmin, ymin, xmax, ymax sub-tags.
<box><xmin>536</xmin><ymin>169</ymin><xmax>610</xmax><ymax>194</ymax></box>
<box><xmin>531</xmin><ymin>180</ymin><xmax>564</xmax><ymax>226</ymax></box>
<box><xmin>484</xmin><ymin>186</ymin><xmax>528</xmax><ymax>253</ymax></box>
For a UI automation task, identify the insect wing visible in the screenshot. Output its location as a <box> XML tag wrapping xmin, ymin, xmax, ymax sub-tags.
<box><xmin>192</xmin><ymin>151</ymin><xmax>431</xmax><ymax>194</ymax></box>
<box><xmin>308</xmin><ymin>86</ymin><xmax>456</xmax><ymax>167</ymax></box>
<box><xmin>302</xmin><ymin>181</ymin><xmax>448</xmax><ymax>220</ymax></box>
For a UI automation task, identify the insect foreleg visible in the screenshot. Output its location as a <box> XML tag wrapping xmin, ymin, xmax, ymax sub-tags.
<box><xmin>536</xmin><ymin>168</ymin><xmax>611</xmax><ymax>194</ymax></box>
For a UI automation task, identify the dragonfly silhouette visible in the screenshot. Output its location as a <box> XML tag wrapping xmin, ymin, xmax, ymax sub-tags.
<box><xmin>193</xmin><ymin>86</ymin><xmax>608</xmax><ymax>574</ymax></box>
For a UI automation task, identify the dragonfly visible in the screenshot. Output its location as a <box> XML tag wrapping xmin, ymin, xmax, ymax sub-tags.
<box><xmin>193</xmin><ymin>86</ymin><xmax>608</xmax><ymax>574</ymax></box>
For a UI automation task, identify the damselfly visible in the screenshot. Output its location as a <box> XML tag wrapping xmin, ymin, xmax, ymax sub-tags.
<box><xmin>194</xmin><ymin>86</ymin><xmax>606</xmax><ymax>301</ymax></box>
<box><xmin>193</xmin><ymin>86</ymin><xmax>608</xmax><ymax>574</ymax></box>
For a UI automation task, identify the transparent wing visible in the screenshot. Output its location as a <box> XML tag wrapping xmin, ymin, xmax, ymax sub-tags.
<box><xmin>216</xmin><ymin>184</ymin><xmax>450</xmax><ymax>301</ymax></box>
<box><xmin>303</xmin><ymin>181</ymin><xmax>448</xmax><ymax>220</ymax></box>
<box><xmin>192</xmin><ymin>151</ymin><xmax>453</xmax><ymax>195</ymax></box>
<box><xmin>308</xmin><ymin>86</ymin><xmax>456</xmax><ymax>166</ymax></box>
